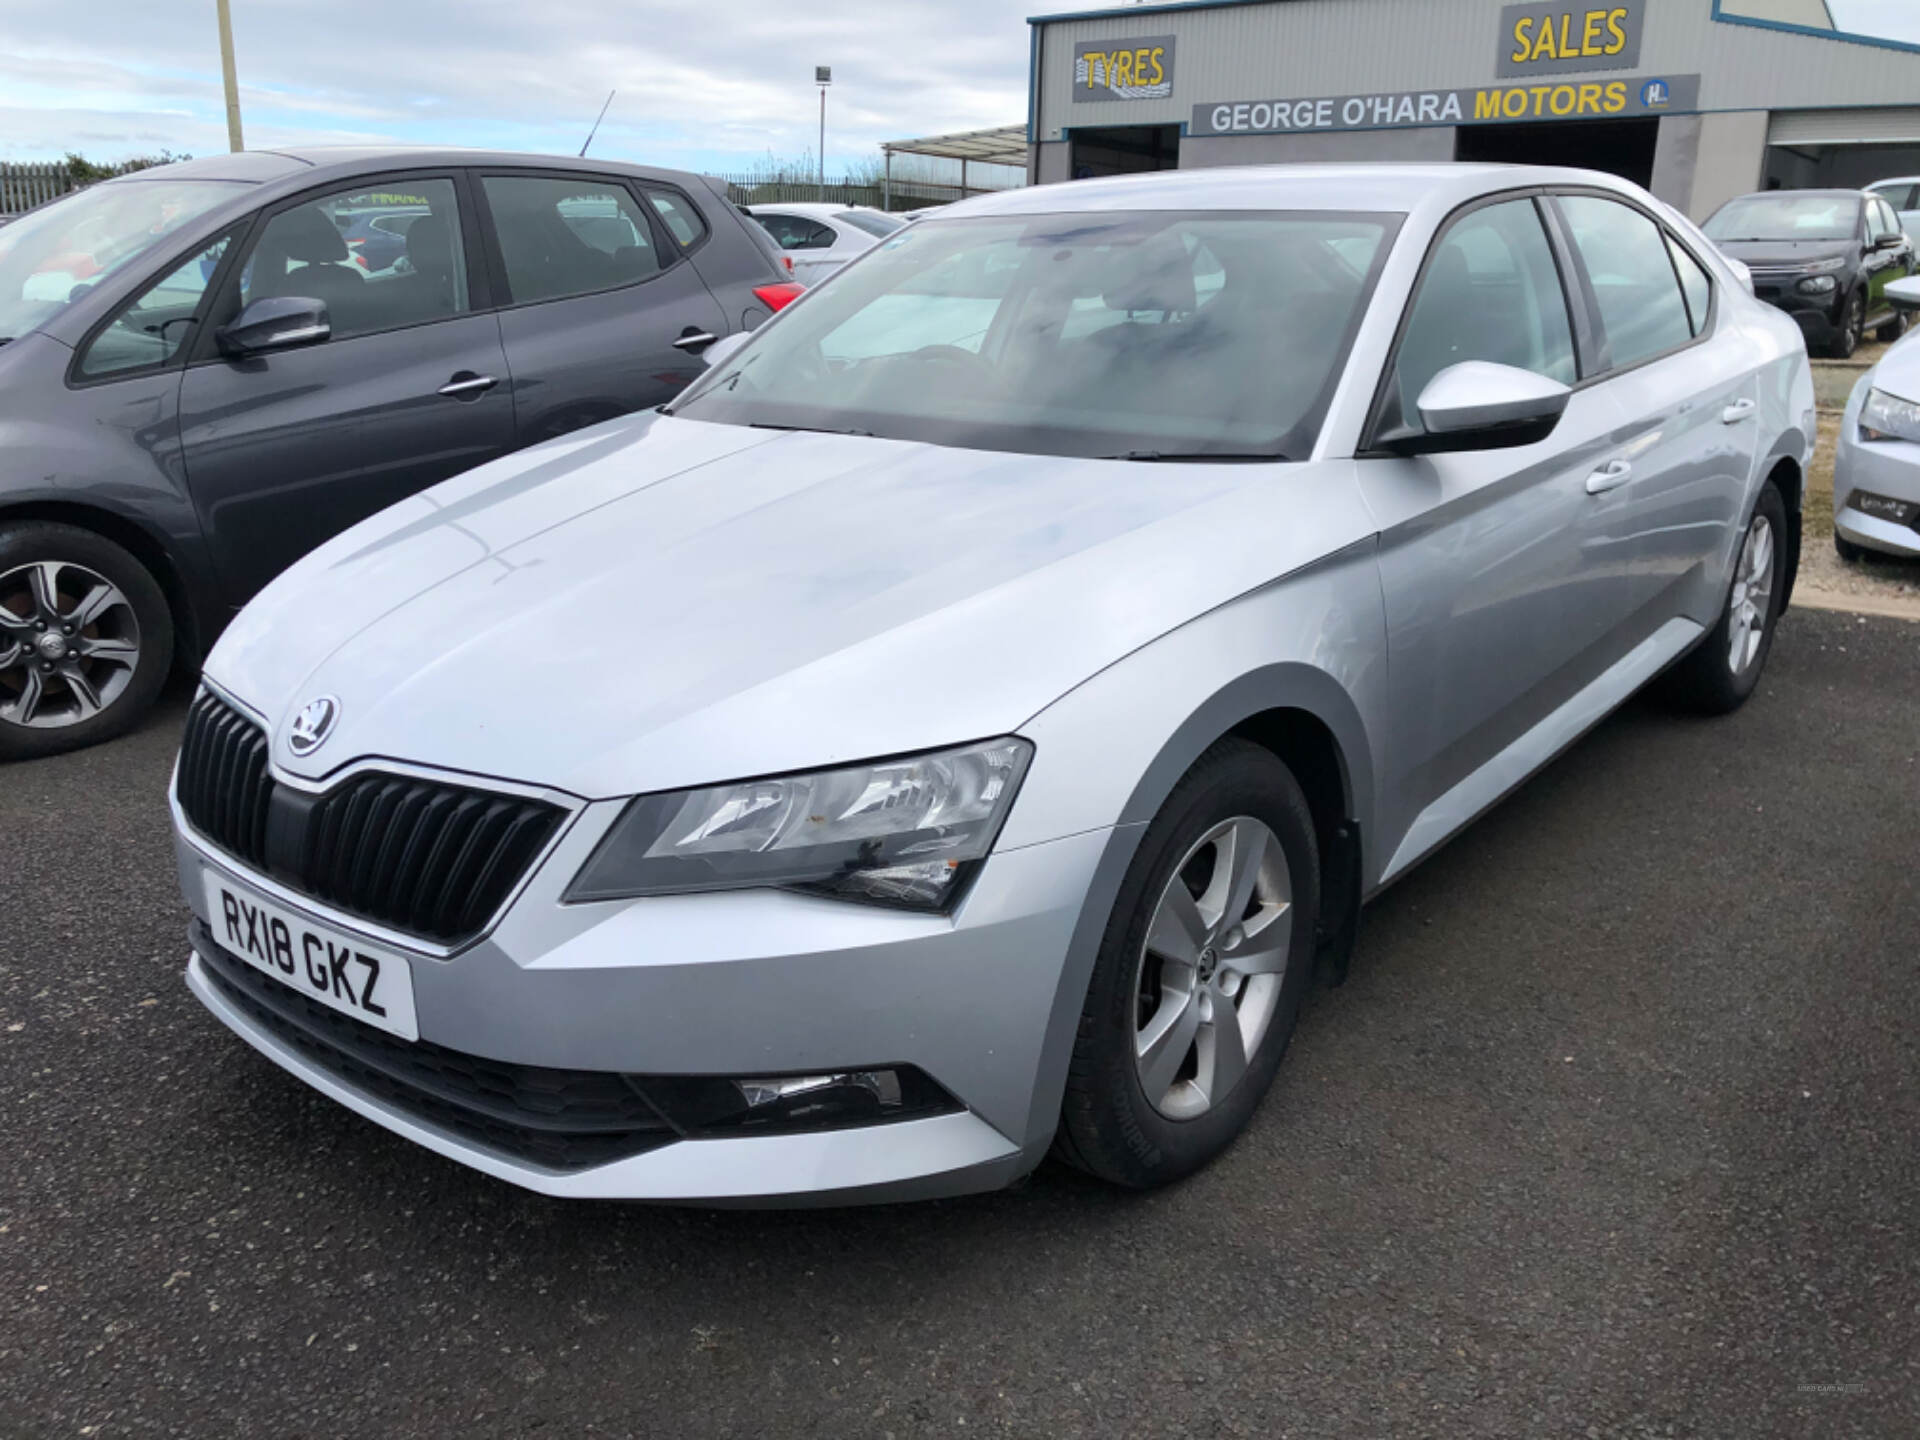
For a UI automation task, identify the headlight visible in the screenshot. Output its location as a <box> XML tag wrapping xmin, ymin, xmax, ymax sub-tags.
<box><xmin>1861</xmin><ymin>386</ymin><xmax>1920</xmax><ymax>444</ymax></box>
<box><xmin>566</xmin><ymin>738</ymin><xmax>1034</xmax><ymax>911</ymax></box>
<box><xmin>1800</xmin><ymin>256</ymin><xmax>1848</xmax><ymax>275</ymax></box>
<box><xmin>1797</xmin><ymin>274</ymin><xmax>1838</xmax><ymax>295</ymax></box>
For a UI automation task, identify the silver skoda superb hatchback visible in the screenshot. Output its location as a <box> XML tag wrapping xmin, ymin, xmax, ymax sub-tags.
<box><xmin>173</xmin><ymin>165</ymin><xmax>1814</xmax><ymax>1203</ymax></box>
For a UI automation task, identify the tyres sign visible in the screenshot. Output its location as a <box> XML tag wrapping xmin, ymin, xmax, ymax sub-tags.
<box><xmin>1073</xmin><ymin>35</ymin><xmax>1176</xmax><ymax>102</ymax></box>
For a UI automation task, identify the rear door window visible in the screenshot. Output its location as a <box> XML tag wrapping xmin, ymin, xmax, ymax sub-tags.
<box><xmin>644</xmin><ymin>189</ymin><xmax>709</xmax><ymax>250</ymax></box>
<box><xmin>480</xmin><ymin>175</ymin><xmax>663</xmax><ymax>304</ymax></box>
<box><xmin>1556</xmin><ymin>195</ymin><xmax>1695</xmax><ymax>372</ymax></box>
<box><xmin>1666</xmin><ymin>235</ymin><xmax>1712</xmax><ymax>336</ymax></box>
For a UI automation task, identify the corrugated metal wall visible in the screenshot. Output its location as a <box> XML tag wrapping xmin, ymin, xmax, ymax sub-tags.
<box><xmin>1034</xmin><ymin>0</ymin><xmax>1920</xmax><ymax>142</ymax></box>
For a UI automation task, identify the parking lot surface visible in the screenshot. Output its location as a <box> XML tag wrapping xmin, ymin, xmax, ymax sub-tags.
<box><xmin>3</xmin><ymin>607</ymin><xmax>1916</xmax><ymax>1438</ymax></box>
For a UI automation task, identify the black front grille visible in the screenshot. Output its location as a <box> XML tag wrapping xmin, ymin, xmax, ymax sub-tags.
<box><xmin>177</xmin><ymin>692</ymin><xmax>567</xmax><ymax>944</ymax></box>
<box><xmin>177</xmin><ymin>690</ymin><xmax>274</xmax><ymax>871</ymax></box>
<box><xmin>196</xmin><ymin>923</ymin><xmax>678</xmax><ymax>1171</ymax></box>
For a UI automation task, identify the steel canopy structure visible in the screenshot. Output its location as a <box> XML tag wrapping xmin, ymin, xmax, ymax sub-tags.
<box><xmin>880</xmin><ymin>124</ymin><xmax>1028</xmax><ymax>207</ymax></box>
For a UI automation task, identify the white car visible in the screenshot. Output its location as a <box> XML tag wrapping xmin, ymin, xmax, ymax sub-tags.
<box><xmin>1834</xmin><ymin>275</ymin><xmax>1920</xmax><ymax>560</ymax></box>
<box><xmin>1867</xmin><ymin>177</ymin><xmax>1920</xmax><ymax>242</ymax></box>
<box><xmin>745</xmin><ymin>202</ymin><xmax>906</xmax><ymax>282</ymax></box>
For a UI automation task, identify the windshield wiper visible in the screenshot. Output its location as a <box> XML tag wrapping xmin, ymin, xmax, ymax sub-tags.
<box><xmin>749</xmin><ymin>422</ymin><xmax>876</xmax><ymax>438</ymax></box>
<box><xmin>1103</xmin><ymin>450</ymin><xmax>1287</xmax><ymax>463</ymax></box>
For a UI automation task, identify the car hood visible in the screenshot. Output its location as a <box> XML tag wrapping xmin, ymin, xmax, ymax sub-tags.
<box><xmin>209</xmin><ymin>412</ymin><xmax>1364</xmax><ymax>799</ymax></box>
<box><xmin>1712</xmin><ymin>238</ymin><xmax>1854</xmax><ymax>268</ymax></box>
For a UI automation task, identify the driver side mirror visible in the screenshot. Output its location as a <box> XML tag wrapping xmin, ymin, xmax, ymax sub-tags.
<box><xmin>215</xmin><ymin>295</ymin><xmax>329</xmax><ymax>358</ymax></box>
<box><xmin>700</xmin><ymin>330</ymin><xmax>752</xmax><ymax>370</ymax></box>
<box><xmin>1381</xmin><ymin>361</ymin><xmax>1571</xmax><ymax>456</ymax></box>
<box><xmin>1873</xmin><ymin>231</ymin><xmax>1906</xmax><ymax>252</ymax></box>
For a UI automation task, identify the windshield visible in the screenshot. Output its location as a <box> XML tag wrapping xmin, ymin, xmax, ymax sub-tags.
<box><xmin>0</xmin><ymin>179</ymin><xmax>241</xmax><ymax>341</ymax></box>
<box><xmin>1704</xmin><ymin>194</ymin><xmax>1861</xmax><ymax>243</ymax></box>
<box><xmin>835</xmin><ymin>209</ymin><xmax>907</xmax><ymax>238</ymax></box>
<box><xmin>675</xmin><ymin>209</ymin><xmax>1397</xmax><ymax>460</ymax></box>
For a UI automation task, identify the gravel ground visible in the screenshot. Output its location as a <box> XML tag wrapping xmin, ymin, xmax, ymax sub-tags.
<box><xmin>2</xmin><ymin>608</ymin><xmax>1917</xmax><ymax>1439</ymax></box>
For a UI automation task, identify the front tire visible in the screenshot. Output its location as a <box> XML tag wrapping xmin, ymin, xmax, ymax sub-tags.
<box><xmin>1657</xmin><ymin>484</ymin><xmax>1787</xmax><ymax>715</ymax></box>
<box><xmin>1827</xmin><ymin>292</ymin><xmax>1864</xmax><ymax>359</ymax></box>
<box><xmin>1054</xmin><ymin>740</ymin><xmax>1319</xmax><ymax>1188</ymax></box>
<box><xmin>0</xmin><ymin>522</ymin><xmax>173</xmax><ymax>762</ymax></box>
<box><xmin>1875</xmin><ymin>308</ymin><xmax>1908</xmax><ymax>344</ymax></box>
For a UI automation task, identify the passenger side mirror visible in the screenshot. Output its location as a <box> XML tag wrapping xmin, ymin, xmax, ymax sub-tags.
<box><xmin>1887</xmin><ymin>276</ymin><xmax>1920</xmax><ymax>313</ymax></box>
<box><xmin>215</xmin><ymin>295</ymin><xmax>330</xmax><ymax>358</ymax></box>
<box><xmin>700</xmin><ymin>331</ymin><xmax>752</xmax><ymax>370</ymax></box>
<box><xmin>1383</xmin><ymin>362</ymin><xmax>1571</xmax><ymax>456</ymax></box>
<box><xmin>1873</xmin><ymin>231</ymin><xmax>1905</xmax><ymax>251</ymax></box>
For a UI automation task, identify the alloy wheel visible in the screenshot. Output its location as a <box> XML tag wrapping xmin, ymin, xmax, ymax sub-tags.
<box><xmin>1132</xmin><ymin>816</ymin><xmax>1293</xmax><ymax>1120</ymax></box>
<box><xmin>1726</xmin><ymin>513</ymin><xmax>1775</xmax><ymax>676</ymax></box>
<box><xmin>0</xmin><ymin>560</ymin><xmax>142</xmax><ymax>729</ymax></box>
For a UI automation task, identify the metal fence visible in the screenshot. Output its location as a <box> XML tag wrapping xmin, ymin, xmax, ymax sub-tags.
<box><xmin>708</xmin><ymin>172</ymin><xmax>1023</xmax><ymax>214</ymax></box>
<box><xmin>0</xmin><ymin>162</ymin><xmax>76</xmax><ymax>214</ymax></box>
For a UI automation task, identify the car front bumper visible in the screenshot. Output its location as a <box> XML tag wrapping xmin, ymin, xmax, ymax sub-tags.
<box><xmin>175</xmin><ymin>801</ymin><xmax>1118</xmax><ymax>1204</ymax></box>
<box><xmin>1834</xmin><ymin>383</ymin><xmax>1920</xmax><ymax>559</ymax></box>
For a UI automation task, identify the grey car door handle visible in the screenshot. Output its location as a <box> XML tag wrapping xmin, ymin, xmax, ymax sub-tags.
<box><xmin>1586</xmin><ymin>459</ymin><xmax>1634</xmax><ymax>495</ymax></box>
<box><xmin>671</xmin><ymin>331</ymin><xmax>720</xmax><ymax>352</ymax></box>
<box><xmin>1721</xmin><ymin>397</ymin><xmax>1757</xmax><ymax>424</ymax></box>
<box><xmin>437</xmin><ymin>374</ymin><xmax>498</xmax><ymax>400</ymax></box>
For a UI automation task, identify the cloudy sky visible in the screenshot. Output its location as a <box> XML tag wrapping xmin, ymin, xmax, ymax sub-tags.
<box><xmin>2</xmin><ymin>0</ymin><xmax>1917</xmax><ymax>173</ymax></box>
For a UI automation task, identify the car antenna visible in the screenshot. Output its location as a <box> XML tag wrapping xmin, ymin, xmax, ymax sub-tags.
<box><xmin>579</xmin><ymin>90</ymin><xmax>616</xmax><ymax>158</ymax></box>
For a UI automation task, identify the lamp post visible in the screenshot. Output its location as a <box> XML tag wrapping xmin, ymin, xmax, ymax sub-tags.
<box><xmin>815</xmin><ymin>66</ymin><xmax>831</xmax><ymax>190</ymax></box>
<box><xmin>216</xmin><ymin>0</ymin><xmax>244</xmax><ymax>152</ymax></box>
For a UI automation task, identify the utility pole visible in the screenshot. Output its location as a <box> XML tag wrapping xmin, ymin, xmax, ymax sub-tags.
<box><xmin>216</xmin><ymin>0</ymin><xmax>244</xmax><ymax>152</ymax></box>
<box><xmin>815</xmin><ymin>66</ymin><xmax>831</xmax><ymax>188</ymax></box>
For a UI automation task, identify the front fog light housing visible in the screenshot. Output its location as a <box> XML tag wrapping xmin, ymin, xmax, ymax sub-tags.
<box><xmin>636</xmin><ymin>1066</ymin><xmax>960</xmax><ymax>1135</ymax></box>
<box><xmin>1861</xmin><ymin>386</ymin><xmax>1920</xmax><ymax>444</ymax></box>
<box><xmin>566</xmin><ymin>737</ymin><xmax>1033</xmax><ymax>912</ymax></box>
<box><xmin>1797</xmin><ymin>274</ymin><xmax>1839</xmax><ymax>295</ymax></box>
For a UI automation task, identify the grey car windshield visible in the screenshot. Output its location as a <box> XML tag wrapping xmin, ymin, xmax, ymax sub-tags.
<box><xmin>675</xmin><ymin>209</ymin><xmax>1398</xmax><ymax>460</ymax></box>
<box><xmin>1704</xmin><ymin>194</ymin><xmax>1861</xmax><ymax>243</ymax></box>
<box><xmin>0</xmin><ymin>179</ymin><xmax>242</xmax><ymax>341</ymax></box>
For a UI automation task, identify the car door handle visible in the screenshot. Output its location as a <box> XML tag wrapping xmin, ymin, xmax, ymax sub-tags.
<box><xmin>1585</xmin><ymin>459</ymin><xmax>1634</xmax><ymax>495</ymax></box>
<box><xmin>1721</xmin><ymin>397</ymin><xmax>1757</xmax><ymax>424</ymax></box>
<box><xmin>671</xmin><ymin>330</ymin><xmax>720</xmax><ymax>352</ymax></box>
<box><xmin>437</xmin><ymin>373</ymin><xmax>498</xmax><ymax>400</ymax></box>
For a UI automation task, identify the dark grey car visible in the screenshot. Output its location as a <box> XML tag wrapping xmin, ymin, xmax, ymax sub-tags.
<box><xmin>0</xmin><ymin>147</ymin><xmax>800</xmax><ymax>759</ymax></box>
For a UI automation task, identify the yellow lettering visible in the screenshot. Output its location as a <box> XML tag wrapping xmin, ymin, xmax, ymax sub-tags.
<box><xmin>1475</xmin><ymin>88</ymin><xmax>1505</xmax><ymax>120</ymax></box>
<box><xmin>1577</xmin><ymin>81</ymin><xmax>1603</xmax><ymax>114</ymax></box>
<box><xmin>1604</xmin><ymin>79</ymin><xmax>1627</xmax><ymax>112</ymax></box>
<box><xmin>1559</xmin><ymin>12</ymin><xmax>1575</xmax><ymax>55</ymax></box>
<box><xmin>1149</xmin><ymin>47</ymin><xmax>1165</xmax><ymax>86</ymax></box>
<box><xmin>1504</xmin><ymin>88</ymin><xmax>1529</xmax><ymax>118</ymax></box>
<box><xmin>1530</xmin><ymin>84</ymin><xmax>1553</xmax><ymax>116</ymax></box>
<box><xmin>1113</xmin><ymin>51</ymin><xmax>1133</xmax><ymax>88</ymax></box>
<box><xmin>1606</xmin><ymin>8</ymin><xmax>1628</xmax><ymax>53</ymax></box>
<box><xmin>1582</xmin><ymin>10</ymin><xmax>1606</xmax><ymax>55</ymax></box>
<box><xmin>1135</xmin><ymin>48</ymin><xmax>1152</xmax><ymax>85</ymax></box>
<box><xmin>1533</xmin><ymin>22</ymin><xmax>1558</xmax><ymax>60</ymax></box>
<box><xmin>1512</xmin><ymin>17</ymin><xmax>1534</xmax><ymax>63</ymax></box>
<box><xmin>1549</xmin><ymin>84</ymin><xmax>1576</xmax><ymax>116</ymax></box>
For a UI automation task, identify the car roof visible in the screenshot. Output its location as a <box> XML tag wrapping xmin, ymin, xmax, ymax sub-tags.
<box><xmin>944</xmin><ymin>162</ymin><xmax>1653</xmax><ymax>221</ymax></box>
<box><xmin>98</xmin><ymin>146</ymin><xmax>718</xmax><ymax>203</ymax></box>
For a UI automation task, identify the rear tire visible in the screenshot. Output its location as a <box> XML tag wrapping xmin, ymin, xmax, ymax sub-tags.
<box><xmin>1054</xmin><ymin>740</ymin><xmax>1319</xmax><ymax>1189</ymax></box>
<box><xmin>1827</xmin><ymin>292</ymin><xmax>1864</xmax><ymax>359</ymax></box>
<box><xmin>1658</xmin><ymin>484</ymin><xmax>1788</xmax><ymax>716</ymax></box>
<box><xmin>0</xmin><ymin>522</ymin><xmax>173</xmax><ymax>762</ymax></box>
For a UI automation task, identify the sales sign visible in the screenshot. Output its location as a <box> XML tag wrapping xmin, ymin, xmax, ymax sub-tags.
<box><xmin>1497</xmin><ymin>2</ymin><xmax>1645</xmax><ymax>78</ymax></box>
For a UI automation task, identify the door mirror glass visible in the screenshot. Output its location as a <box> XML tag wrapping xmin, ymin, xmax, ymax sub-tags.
<box><xmin>1886</xmin><ymin>276</ymin><xmax>1920</xmax><ymax>312</ymax></box>
<box><xmin>215</xmin><ymin>294</ymin><xmax>330</xmax><ymax>356</ymax></box>
<box><xmin>700</xmin><ymin>331</ymin><xmax>751</xmax><ymax>370</ymax></box>
<box><xmin>1386</xmin><ymin>361</ymin><xmax>1570</xmax><ymax>455</ymax></box>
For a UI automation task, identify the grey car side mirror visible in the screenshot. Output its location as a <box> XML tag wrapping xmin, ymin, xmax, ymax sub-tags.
<box><xmin>1385</xmin><ymin>361</ymin><xmax>1572</xmax><ymax>456</ymax></box>
<box><xmin>1886</xmin><ymin>276</ymin><xmax>1920</xmax><ymax>313</ymax></box>
<box><xmin>216</xmin><ymin>296</ymin><xmax>330</xmax><ymax>358</ymax></box>
<box><xmin>700</xmin><ymin>331</ymin><xmax>752</xmax><ymax>370</ymax></box>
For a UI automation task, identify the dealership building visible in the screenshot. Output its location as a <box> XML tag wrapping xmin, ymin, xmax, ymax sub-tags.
<box><xmin>1025</xmin><ymin>0</ymin><xmax>1920</xmax><ymax>221</ymax></box>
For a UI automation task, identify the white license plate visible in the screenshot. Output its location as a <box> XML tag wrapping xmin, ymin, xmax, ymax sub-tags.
<box><xmin>203</xmin><ymin>871</ymin><xmax>419</xmax><ymax>1041</ymax></box>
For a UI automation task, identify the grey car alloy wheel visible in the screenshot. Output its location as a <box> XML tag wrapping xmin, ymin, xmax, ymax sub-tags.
<box><xmin>0</xmin><ymin>560</ymin><xmax>142</xmax><ymax>728</ymax></box>
<box><xmin>1133</xmin><ymin>815</ymin><xmax>1294</xmax><ymax>1120</ymax></box>
<box><xmin>1726</xmin><ymin>512</ymin><xmax>1775</xmax><ymax>677</ymax></box>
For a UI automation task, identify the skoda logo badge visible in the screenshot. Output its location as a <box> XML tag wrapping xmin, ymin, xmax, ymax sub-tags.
<box><xmin>288</xmin><ymin>695</ymin><xmax>340</xmax><ymax>756</ymax></box>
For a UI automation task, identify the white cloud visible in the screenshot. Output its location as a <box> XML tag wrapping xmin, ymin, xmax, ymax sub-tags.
<box><xmin>0</xmin><ymin>0</ymin><xmax>1102</xmax><ymax>172</ymax></box>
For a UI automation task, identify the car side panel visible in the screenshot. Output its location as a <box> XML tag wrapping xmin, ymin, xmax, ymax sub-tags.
<box><xmin>0</xmin><ymin>333</ymin><xmax>226</xmax><ymax>651</ymax></box>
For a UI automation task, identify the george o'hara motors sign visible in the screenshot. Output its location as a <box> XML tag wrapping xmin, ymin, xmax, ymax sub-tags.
<box><xmin>1192</xmin><ymin>73</ymin><xmax>1698</xmax><ymax>138</ymax></box>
